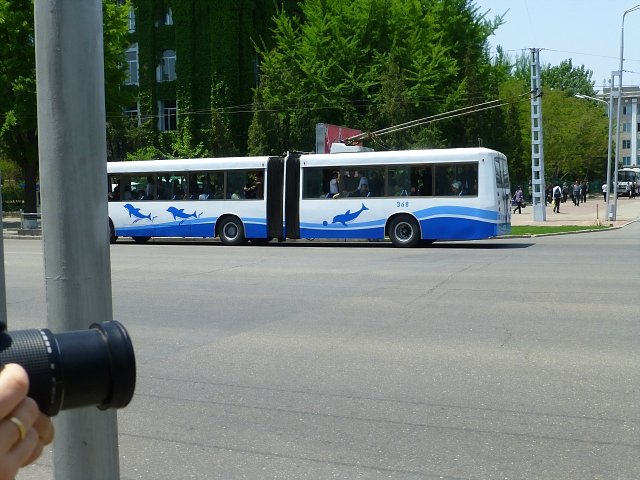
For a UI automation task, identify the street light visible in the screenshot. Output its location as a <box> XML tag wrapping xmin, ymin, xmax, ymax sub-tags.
<box><xmin>614</xmin><ymin>4</ymin><xmax>640</xmax><ymax>220</ymax></box>
<box><xmin>575</xmin><ymin>87</ymin><xmax>614</xmax><ymax>220</ymax></box>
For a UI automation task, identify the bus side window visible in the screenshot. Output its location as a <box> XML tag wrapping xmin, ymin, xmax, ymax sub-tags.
<box><xmin>302</xmin><ymin>168</ymin><xmax>324</xmax><ymax>198</ymax></box>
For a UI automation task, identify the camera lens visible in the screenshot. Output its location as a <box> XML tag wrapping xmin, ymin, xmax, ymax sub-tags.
<box><xmin>0</xmin><ymin>321</ymin><xmax>136</xmax><ymax>416</ymax></box>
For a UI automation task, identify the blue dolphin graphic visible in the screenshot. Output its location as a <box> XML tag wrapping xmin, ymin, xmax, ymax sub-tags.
<box><xmin>123</xmin><ymin>203</ymin><xmax>156</xmax><ymax>223</ymax></box>
<box><xmin>323</xmin><ymin>203</ymin><xmax>369</xmax><ymax>227</ymax></box>
<box><xmin>166</xmin><ymin>206</ymin><xmax>202</xmax><ymax>223</ymax></box>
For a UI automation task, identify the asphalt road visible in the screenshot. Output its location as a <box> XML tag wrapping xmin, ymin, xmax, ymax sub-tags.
<box><xmin>5</xmin><ymin>225</ymin><xmax>639</xmax><ymax>479</ymax></box>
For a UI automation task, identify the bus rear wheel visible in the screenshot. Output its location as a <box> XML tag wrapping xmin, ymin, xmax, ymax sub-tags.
<box><xmin>219</xmin><ymin>217</ymin><xmax>245</xmax><ymax>246</ymax></box>
<box><xmin>109</xmin><ymin>221</ymin><xmax>118</xmax><ymax>244</ymax></box>
<box><xmin>389</xmin><ymin>215</ymin><xmax>420</xmax><ymax>248</ymax></box>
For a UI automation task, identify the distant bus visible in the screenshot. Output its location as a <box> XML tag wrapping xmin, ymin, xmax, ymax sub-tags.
<box><xmin>107</xmin><ymin>147</ymin><xmax>511</xmax><ymax>247</ymax></box>
<box><xmin>617</xmin><ymin>167</ymin><xmax>640</xmax><ymax>197</ymax></box>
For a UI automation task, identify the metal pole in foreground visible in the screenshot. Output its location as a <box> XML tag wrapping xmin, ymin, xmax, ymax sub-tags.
<box><xmin>614</xmin><ymin>4</ymin><xmax>640</xmax><ymax>220</ymax></box>
<box><xmin>607</xmin><ymin>72</ymin><xmax>616</xmax><ymax>220</ymax></box>
<box><xmin>34</xmin><ymin>2</ymin><xmax>119</xmax><ymax>479</ymax></box>
<box><xmin>0</xmin><ymin>171</ymin><xmax>6</xmax><ymax>327</ymax></box>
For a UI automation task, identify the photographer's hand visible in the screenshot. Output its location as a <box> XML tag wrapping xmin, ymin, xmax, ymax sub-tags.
<box><xmin>0</xmin><ymin>364</ymin><xmax>54</xmax><ymax>480</ymax></box>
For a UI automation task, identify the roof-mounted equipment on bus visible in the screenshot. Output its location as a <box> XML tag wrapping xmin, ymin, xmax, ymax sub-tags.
<box><xmin>329</xmin><ymin>143</ymin><xmax>374</xmax><ymax>154</ymax></box>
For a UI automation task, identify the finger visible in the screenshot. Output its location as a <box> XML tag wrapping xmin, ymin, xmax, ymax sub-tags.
<box><xmin>0</xmin><ymin>364</ymin><xmax>29</xmax><ymax>419</ymax></box>
<box><xmin>0</xmin><ymin>397</ymin><xmax>38</xmax><ymax>453</ymax></box>
<box><xmin>19</xmin><ymin>430</ymin><xmax>45</xmax><ymax>468</ymax></box>
<box><xmin>32</xmin><ymin>412</ymin><xmax>54</xmax><ymax>445</ymax></box>
<box><xmin>6</xmin><ymin>427</ymin><xmax>40</xmax><ymax>471</ymax></box>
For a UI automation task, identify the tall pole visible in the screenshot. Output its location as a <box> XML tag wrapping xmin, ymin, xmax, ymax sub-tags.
<box><xmin>575</xmin><ymin>90</ymin><xmax>615</xmax><ymax>220</ymax></box>
<box><xmin>530</xmin><ymin>48</ymin><xmax>546</xmax><ymax>221</ymax></box>
<box><xmin>34</xmin><ymin>1</ymin><xmax>120</xmax><ymax>479</ymax></box>
<box><xmin>607</xmin><ymin>73</ymin><xmax>616</xmax><ymax>220</ymax></box>
<box><xmin>614</xmin><ymin>4</ymin><xmax>640</xmax><ymax>220</ymax></box>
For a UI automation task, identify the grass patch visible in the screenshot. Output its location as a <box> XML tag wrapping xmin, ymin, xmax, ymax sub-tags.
<box><xmin>509</xmin><ymin>225</ymin><xmax>610</xmax><ymax>236</ymax></box>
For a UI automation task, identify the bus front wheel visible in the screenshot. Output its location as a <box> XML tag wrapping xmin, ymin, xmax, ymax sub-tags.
<box><xmin>219</xmin><ymin>217</ymin><xmax>245</xmax><ymax>246</ymax></box>
<box><xmin>389</xmin><ymin>215</ymin><xmax>421</xmax><ymax>248</ymax></box>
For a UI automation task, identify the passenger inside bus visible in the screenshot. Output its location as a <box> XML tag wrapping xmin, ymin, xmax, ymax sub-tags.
<box><xmin>171</xmin><ymin>180</ymin><xmax>184</xmax><ymax>200</ymax></box>
<box><xmin>144</xmin><ymin>176</ymin><xmax>155</xmax><ymax>200</ymax></box>
<box><xmin>244</xmin><ymin>172</ymin><xmax>264</xmax><ymax>199</ymax></box>
<box><xmin>213</xmin><ymin>186</ymin><xmax>224</xmax><ymax>199</ymax></box>
<box><xmin>351</xmin><ymin>182</ymin><xmax>370</xmax><ymax>197</ymax></box>
<box><xmin>451</xmin><ymin>181</ymin><xmax>464</xmax><ymax>196</ymax></box>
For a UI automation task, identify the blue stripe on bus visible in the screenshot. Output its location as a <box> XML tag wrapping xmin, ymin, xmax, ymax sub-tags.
<box><xmin>300</xmin><ymin>218</ymin><xmax>499</xmax><ymax>240</ymax></box>
<box><xmin>299</xmin><ymin>206</ymin><xmax>504</xmax><ymax>240</ymax></box>
<box><xmin>419</xmin><ymin>217</ymin><xmax>498</xmax><ymax>240</ymax></box>
<box><xmin>414</xmin><ymin>205</ymin><xmax>500</xmax><ymax>221</ymax></box>
<box><xmin>115</xmin><ymin>217</ymin><xmax>268</xmax><ymax>239</ymax></box>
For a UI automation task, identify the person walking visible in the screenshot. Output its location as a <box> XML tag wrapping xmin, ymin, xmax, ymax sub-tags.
<box><xmin>572</xmin><ymin>181</ymin><xmax>581</xmax><ymax>206</ymax></box>
<box><xmin>581</xmin><ymin>181</ymin><xmax>588</xmax><ymax>203</ymax></box>
<box><xmin>552</xmin><ymin>184</ymin><xmax>562</xmax><ymax>213</ymax></box>
<box><xmin>562</xmin><ymin>182</ymin><xmax>569</xmax><ymax>203</ymax></box>
<box><xmin>512</xmin><ymin>186</ymin><xmax>524</xmax><ymax>214</ymax></box>
<box><xmin>602</xmin><ymin>182</ymin><xmax>607</xmax><ymax>201</ymax></box>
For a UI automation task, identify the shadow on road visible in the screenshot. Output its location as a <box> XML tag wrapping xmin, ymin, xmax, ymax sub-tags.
<box><xmin>116</xmin><ymin>238</ymin><xmax>535</xmax><ymax>249</ymax></box>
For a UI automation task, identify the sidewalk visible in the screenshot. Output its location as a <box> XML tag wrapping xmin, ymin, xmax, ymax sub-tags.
<box><xmin>2</xmin><ymin>214</ymin><xmax>41</xmax><ymax>239</ymax></box>
<box><xmin>510</xmin><ymin>195</ymin><xmax>640</xmax><ymax>228</ymax></box>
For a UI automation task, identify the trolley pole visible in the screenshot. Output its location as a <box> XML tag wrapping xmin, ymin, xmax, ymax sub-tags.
<box><xmin>34</xmin><ymin>1</ymin><xmax>120</xmax><ymax>479</ymax></box>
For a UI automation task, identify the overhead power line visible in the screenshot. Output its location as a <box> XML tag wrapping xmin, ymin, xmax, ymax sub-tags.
<box><xmin>344</xmin><ymin>90</ymin><xmax>534</xmax><ymax>145</ymax></box>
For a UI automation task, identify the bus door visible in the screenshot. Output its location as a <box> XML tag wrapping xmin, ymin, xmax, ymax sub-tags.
<box><xmin>283</xmin><ymin>152</ymin><xmax>301</xmax><ymax>239</ymax></box>
<box><xmin>494</xmin><ymin>156</ymin><xmax>511</xmax><ymax>234</ymax></box>
<box><xmin>266</xmin><ymin>156</ymin><xmax>285</xmax><ymax>240</ymax></box>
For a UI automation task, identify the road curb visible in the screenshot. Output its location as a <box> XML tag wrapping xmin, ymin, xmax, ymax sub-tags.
<box><xmin>503</xmin><ymin>217</ymin><xmax>639</xmax><ymax>238</ymax></box>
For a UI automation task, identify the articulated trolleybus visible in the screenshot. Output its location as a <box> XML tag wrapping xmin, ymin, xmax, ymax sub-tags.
<box><xmin>107</xmin><ymin>146</ymin><xmax>511</xmax><ymax>247</ymax></box>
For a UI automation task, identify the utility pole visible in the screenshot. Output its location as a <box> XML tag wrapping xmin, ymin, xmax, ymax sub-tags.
<box><xmin>606</xmin><ymin>71</ymin><xmax>618</xmax><ymax>220</ymax></box>
<box><xmin>530</xmin><ymin>48</ymin><xmax>546</xmax><ymax>221</ymax></box>
<box><xmin>34</xmin><ymin>2</ymin><xmax>120</xmax><ymax>479</ymax></box>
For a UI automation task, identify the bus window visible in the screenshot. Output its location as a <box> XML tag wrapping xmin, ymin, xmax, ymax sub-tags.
<box><xmin>410</xmin><ymin>166</ymin><xmax>432</xmax><ymax>196</ymax></box>
<box><xmin>364</xmin><ymin>167</ymin><xmax>384</xmax><ymax>197</ymax></box>
<box><xmin>225</xmin><ymin>169</ymin><xmax>262</xmax><ymax>199</ymax></box>
<box><xmin>169</xmin><ymin>174</ymin><xmax>187</xmax><ymax>200</ymax></box>
<box><xmin>435</xmin><ymin>163</ymin><xmax>478</xmax><ymax>196</ymax></box>
<box><xmin>108</xmin><ymin>175</ymin><xmax>120</xmax><ymax>201</ymax></box>
<box><xmin>302</xmin><ymin>168</ymin><xmax>324</xmax><ymax>198</ymax></box>
<box><xmin>156</xmin><ymin>173</ymin><xmax>171</xmax><ymax>199</ymax></box>
<box><xmin>128</xmin><ymin>175</ymin><xmax>153</xmax><ymax>200</ymax></box>
<box><xmin>192</xmin><ymin>172</ymin><xmax>208</xmax><ymax>199</ymax></box>
<box><xmin>243</xmin><ymin>170</ymin><xmax>264</xmax><ymax>199</ymax></box>
<box><xmin>337</xmin><ymin>167</ymin><xmax>383</xmax><ymax>197</ymax></box>
<box><xmin>388</xmin><ymin>167</ymin><xmax>410</xmax><ymax>196</ymax></box>
<box><xmin>210</xmin><ymin>172</ymin><xmax>225</xmax><ymax>199</ymax></box>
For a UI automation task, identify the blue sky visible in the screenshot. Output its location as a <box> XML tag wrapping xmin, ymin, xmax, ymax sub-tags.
<box><xmin>474</xmin><ymin>0</ymin><xmax>640</xmax><ymax>93</ymax></box>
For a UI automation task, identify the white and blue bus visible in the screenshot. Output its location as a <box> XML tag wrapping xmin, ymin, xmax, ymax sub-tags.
<box><xmin>616</xmin><ymin>167</ymin><xmax>640</xmax><ymax>197</ymax></box>
<box><xmin>107</xmin><ymin>147</ymin><xmax>511</xmax><ymax>247</ymax></box>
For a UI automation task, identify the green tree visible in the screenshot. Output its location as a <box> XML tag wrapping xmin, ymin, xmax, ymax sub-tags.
<box><xmin>542</xmin><ymin>90</ymin><xmax>607</xmax><ymax>182</ymax></box>
<box><xmin>0</xmin><ymin>0</ymin><xmax>130</xmax><ymax>212</ymax></box>
<box><xmin>493</xmin><ymin>49</ymin><xmax>603</xmax><ymax>184</ymax></box>
<box><xmin>542</xmin><ymin>59</ymin><xmax>596</xmax><ymax>97</ymax></box>
<box><xmin>248</xmin><ymin>0</ymin><xmax>503</xmax><ymax>154</ymax></box>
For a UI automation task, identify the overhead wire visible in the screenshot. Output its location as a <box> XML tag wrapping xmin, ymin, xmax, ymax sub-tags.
<box><xmin>344</xmin><ymin>90</ymin><xmax>534</xmax><ymax>145</ymax></box>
